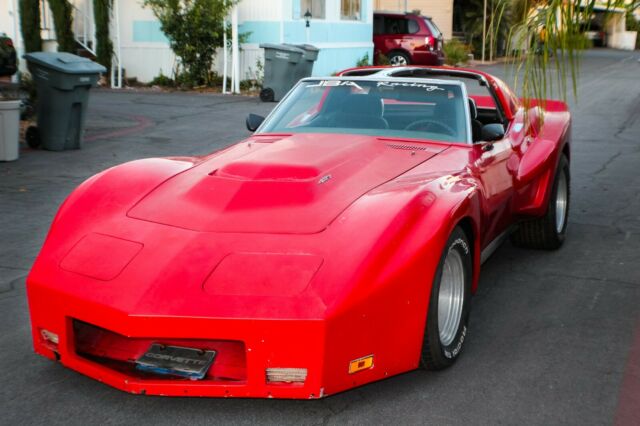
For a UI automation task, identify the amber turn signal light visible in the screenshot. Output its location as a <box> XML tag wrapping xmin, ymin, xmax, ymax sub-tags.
<box><xmin>348</xmin><ymin>355</ymin><xmax>374</xmax><ymax>374</ymax></box>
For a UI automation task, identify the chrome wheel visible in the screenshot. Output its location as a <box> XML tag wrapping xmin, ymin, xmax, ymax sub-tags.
<box><xmin>438</xmin><ymin>248</ymin><xmax>465</xmax><ymax>347</ymax></box>
<box><xmin>555</xmin><ymin>170</ymin><xmax>568</xmax><ymax>233</ymax></box>
<box><xmin>390</xmin><ymin>54</ymin><xmax>408</xmax><ymax>66</ymax></box>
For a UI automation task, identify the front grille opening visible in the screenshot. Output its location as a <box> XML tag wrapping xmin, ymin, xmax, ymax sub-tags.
<box><xmin>73</xmin><ymin>320</ymin><xmax>247</xmax><ymax>382</ymax></box>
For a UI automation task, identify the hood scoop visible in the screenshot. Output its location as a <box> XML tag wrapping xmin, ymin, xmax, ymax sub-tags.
<box><xmin>128</xmin><ymin>134</ymin><xmax>445</xmax><ymax>234</ymax></box>
<box><xmin>212</xmin><ymin>162</ymin><xmax>322</xmax><ymax>181</ymax></box>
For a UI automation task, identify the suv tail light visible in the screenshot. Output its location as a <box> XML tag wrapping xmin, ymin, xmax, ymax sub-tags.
<box><xmin>425</xmin><ymin>36</ymin><xmax>434</xmax><ymax>51</ymax></box>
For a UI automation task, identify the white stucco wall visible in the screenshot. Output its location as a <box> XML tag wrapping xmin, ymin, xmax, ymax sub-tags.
<box><xmin>116</xmin><ymin>0</ymin><xmax>175</xmax><ymax>83</ymax></box>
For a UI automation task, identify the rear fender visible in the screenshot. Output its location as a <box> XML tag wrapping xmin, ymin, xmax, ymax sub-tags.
<box><xmin>514</xmin><ymin>106</ymin><xmax>570</xmax><ymax>216</ymax></box>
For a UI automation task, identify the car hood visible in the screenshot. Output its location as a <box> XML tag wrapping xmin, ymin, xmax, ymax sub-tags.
<box><xmin>128</xmin><ymin>133</ymin><xmax>445</xmax><ymax>234</ymax></box>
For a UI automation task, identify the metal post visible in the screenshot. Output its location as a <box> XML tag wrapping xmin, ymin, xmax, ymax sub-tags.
<box><xmin>9</xmin><ymin>0</ymin><xmax>19</xmax><ymax>82</ymax></box>
<box><xmin>482</xmin><ymin>0</ymin><xmax>487</xmax><ymax>63</ymax></box>
<box><xmin>114</xmin><ymin>0</ymin><xmax>122</xmax><ymax>88</ymax></box>
<box><xmin>279</xmin><ymin>1</ymin><xmax>284</xmax><ymax>43</ymax></box>
<box><xmin>223</xmin><ymin>16</ymin><xmax>228</xmax><ymax>94</ymax></box>
<box><xmin>90</xmin><ymin>0</ymin><xmax>96</xmax><ymax>53</ymax></box>
<box><xmin>231</xmin><ymin>4</ymin><xmax>240</xmax><ymax>94</ymax></box>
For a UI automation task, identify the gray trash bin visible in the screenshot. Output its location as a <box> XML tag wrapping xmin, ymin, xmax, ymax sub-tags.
<box><xmin>24</xmin><ymin>52</ymin><xmax>106</xmax><ymax>151</ymax></box>
<box><xmin>286</xmin><ymin>44</ymin><xmax>319</xmax><ymax>83</ymax></box>
<box><xmin>259</xmin><ymin>44</ymin><xmax>304</xmax><ymax>102</ymax></box>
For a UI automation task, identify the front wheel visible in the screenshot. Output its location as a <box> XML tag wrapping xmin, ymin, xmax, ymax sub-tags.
<box><xmin>420</xmin><ymin>227</ymin><xmax>472</xmax><ymax>370</ymax></box>
<box><xmin>511</xmin><ymin>154</ymin><xmax>570</xmax><ymax>250</ymax></box>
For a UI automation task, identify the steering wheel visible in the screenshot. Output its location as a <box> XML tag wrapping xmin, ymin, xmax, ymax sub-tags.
<box><xmin>404</xmin><ymin>119</ymin><xmax>457</xmax><ymax>136</ymax></box>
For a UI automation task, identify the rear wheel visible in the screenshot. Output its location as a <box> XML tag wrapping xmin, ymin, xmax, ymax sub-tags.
<box><xmin>26</xmin><ymin>126</ymin><xmax>41</xmax><ymax>149</ymax></box>
<box><xmin>511</xmin><ymin>154</ymin><xmax>570</xmax><ymax>250</ymax></box>
<box><xmin>388</xmin><ymin>51</ymin><xmax>411</xmax><ymax>66</ymax></box>
<box><xmin>420</xmin><ymin>227</ymin><xmax>472</xmax><ymax>370</ymax></box>
<box><xmin>260</xmin><ymin>88</ymin><xmax>275</xmax><ymax>102</ymax></box>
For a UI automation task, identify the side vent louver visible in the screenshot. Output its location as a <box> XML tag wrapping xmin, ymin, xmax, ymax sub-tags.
<box><xmin>386</xmin><ymin>143</ymin><xmax>430</xmax><ymax>151</ymax></box>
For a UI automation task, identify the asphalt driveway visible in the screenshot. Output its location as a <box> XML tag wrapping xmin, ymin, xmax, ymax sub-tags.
<box><xmin>1</xmin><ymin>49</ymin><xmax>639</xmax><ymax>425</ymax></box>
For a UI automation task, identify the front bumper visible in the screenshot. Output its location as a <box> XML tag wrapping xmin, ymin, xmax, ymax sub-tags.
<box><xmin>29</xmin><ymin>286</ymin><xmax>330</xmax><ymax>399</ymax></box>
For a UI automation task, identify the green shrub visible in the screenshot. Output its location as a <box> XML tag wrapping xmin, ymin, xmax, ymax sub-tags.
<box><xmin>48</xmin><ymin>0</ymin><xmax>76</xmax><ymax>52</ymax></box>
<box><xmin>149</xmin><ymin>72</ymin><xmax>175</xmax><ymax>87</ymax></box>
<box><xmin>376</xmin><ymin>52</ymin><xmax>390</xmax><ymax>65</ymax></box>
<box><xmin>626</xmin><ymin>12</ymin><xmax>640</xmax><ymax>49</ymax></box>
<box><xmin>94</xmin><ymin>0</ymin><xmax>114</xmax><ymax>73</ymax></box>
<box><xmin>19</xmin><ymin>0</ymin><xmax>42</xmax><ymax>52</ymax></box>
<box><xmin>356</xmin><ymin>53</ymin><xmax>370</xmax><ymax>67</ymax></box>
<box><xmin>143</xmin><ymin>0</ymin><xmax>237</xmax><ymax>87</ymax></box>
<box><xmin>443</xmin><ymin>39</ymin><xmax>471</xmax><ymax>65</ymax></box>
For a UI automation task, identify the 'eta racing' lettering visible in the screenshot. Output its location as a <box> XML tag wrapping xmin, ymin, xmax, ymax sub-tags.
<box><xmin>377</xmin><ymin>81</ymin><xmax>445</xmax><ymax>92</ymax></box>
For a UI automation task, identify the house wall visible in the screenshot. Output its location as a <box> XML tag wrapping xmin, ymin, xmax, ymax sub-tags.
<box><xmin>373</xmin><ymin>0</ymin><xmax>453</xmax><ymax>39</ymax></box>
<box><xmin>1</xmin><ymin>0</ymin><xmax>23</xmax><ymax>75</ymax></box>
<box><xmin>117</xmin><ymin>0</ymin><xmax>176</xmax><ymax>83</ymax></box>
<box><xmin>118</xmin><ymin>0</ymin><xmax>373</xmax><ymax>82</ymax></box>
<box><xmin>236</xmin><ymin>0</ymin><xmax>373</xmax><ymax>77</ymax></box>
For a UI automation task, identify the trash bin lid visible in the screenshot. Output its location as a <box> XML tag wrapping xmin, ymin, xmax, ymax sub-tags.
<box><xmin>23</xmin><ymin>52</ymin><xmax>106</xmax><ymax>75</ymax></box>
<box><xmin>259</xmin><ymin>43</ymin><xmax>305</xmax><ymax>54</ymax></box>
<box><xmin>296</xmin><ymin>44</ymin><xmax>320</xmax><ymax>52</ymax></box>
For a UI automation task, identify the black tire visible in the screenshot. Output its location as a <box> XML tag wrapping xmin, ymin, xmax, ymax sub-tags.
<box><xmin>260</xmin><ymin>88</ymin><xmax>275</xmax><ymax>102</ymax></box>
<box><xmin>420</xmin><ymin>226</ymin><xmax>472</xmax><ymax>370</ymax></box>
<box><xmin>26</xmin><ymin>126</ymin><xmax>41</xmax><ymax>149</ymax></box>
<box><xmin>511</xmin><ymin>155</ymin><xmax>570</xmax><ymax>250</ymax></box>
<box><xmin>388</xmin><ymin>51</ymin><xmax>411</xmax><ymax>67</ymax></box>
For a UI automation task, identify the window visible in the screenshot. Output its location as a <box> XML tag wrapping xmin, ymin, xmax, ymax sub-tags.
<box><xmin>341</xmin><ymin>0</ymin><xmax>361</xmax><ymax>20</ymax></box>
<box><xmin>424</xmin><ymin>18</ymin><xmax>442</xmax><ymax>38</ymax></box>
<box><xmin>301</xmin><ymin>0</ymin><xmax>326</xmax><ymax>20</ymax></box>
<box><xmin>407</xmin><ymin>18</ymin><xmax>420</xmax><ymax>34</ymax></box>
<box><xmin>385</xmin><ymin>17</ymin><xmax>409</xmax><ymax>35</ymax></box>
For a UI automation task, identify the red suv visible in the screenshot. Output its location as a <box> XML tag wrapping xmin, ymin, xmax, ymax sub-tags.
<box><xmin>373</xmin><ymin>12</ymin><xmax>444</xmax><ymax>66</ymax></box>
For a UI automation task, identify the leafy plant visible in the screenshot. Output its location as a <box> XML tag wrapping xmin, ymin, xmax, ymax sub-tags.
<box><xmin>443</xmin><ymin>39</ymin><xmax>471</xmax><ymax>65</ymax></box>
<box><xmin>626</xmin><ymin>10</ymin><xmax>640</xmax><ymax>49</ymax></box>
<box><xmin>143</xmin><ymin>0</ymin><xmax>237</xmax><ymax>87</ymax></box>
<box><xmin>94</xmin><ymin>0</ymin><xmax>114</xmax><ymax>73</ymax></box>
<box><xmin>149</xmin><ymin>72</ymin><xmax>175</xmax><ymax>87</ymax></box>
<box><xmin>376</xmin><ymin>52</ymin><xmax>390</xmax><ymax>65</ymax></box>
<box><xmin>356</xmin><ymin>52</ymin><xmax>370</xmax><ymax>67</ymax></box>
<box><xmin>506</xmin><ymin>0</ymin><xmax>630</xmax><ymax>105</ymax></box>
<box><xmin>19</xmin><ymin>0</ymin><xmax>42</xmax><ymax>53</ymax></box>
<box><xmin>48</xmin><ymin>0</ymin><xmax>76</xmax><ymax>53</ymax></box>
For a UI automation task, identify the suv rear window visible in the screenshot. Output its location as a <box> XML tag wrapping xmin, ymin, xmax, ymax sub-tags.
<box><xmin>424</xmin><ymin>18</ymin><xmax>442</xmax><ymax>38</ymax></box>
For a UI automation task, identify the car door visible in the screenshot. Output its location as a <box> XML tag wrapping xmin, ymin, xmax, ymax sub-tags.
<box><xmin>472</xmin><ymin>127</ymin><xmax>516</xmax><ymax>246</ymax></box>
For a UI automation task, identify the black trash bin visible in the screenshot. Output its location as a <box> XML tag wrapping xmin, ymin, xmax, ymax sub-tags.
<box><xmin>24</xmin><ymin>52</ymin><xmax>106</xmax><ymax>151</ymax></box>
<box><xmin>259</xmin><ymin>44</ymin><xmax>304</xmax><ymax>102</ymax></box>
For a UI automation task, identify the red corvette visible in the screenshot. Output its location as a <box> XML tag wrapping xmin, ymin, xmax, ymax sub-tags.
<box><xmin>27</xmin><ymin>66</ymin><xmax>571</xmax><ymax>399</ymax></box>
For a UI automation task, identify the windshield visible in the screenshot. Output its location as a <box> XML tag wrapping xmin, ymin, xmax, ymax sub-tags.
<box><xmin>258</xmin><ymin>79</ymin><xmax>469</xmax><ymax>143</ymax></box>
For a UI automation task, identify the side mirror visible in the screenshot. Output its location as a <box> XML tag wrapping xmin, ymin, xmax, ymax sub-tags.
<box><xmin>481</xmin><ymin>123</ymin><xmax>505</xmax><ymax>142</ymax></box>
<box><xmin>246</xmin><ymin>113</ymin><xmax>265</xmax><ymax>132</ymax></box>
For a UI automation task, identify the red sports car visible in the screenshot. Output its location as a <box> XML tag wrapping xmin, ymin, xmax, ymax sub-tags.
<box><xmin>27</xmin><ymin>66</ymin><xmax>571</xmax><ymax>399</ymax></box>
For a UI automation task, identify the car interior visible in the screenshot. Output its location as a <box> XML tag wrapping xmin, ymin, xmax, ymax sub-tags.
<box><xmin>339</xmin><ymin>68</ymin><xmax>508</xmax><ymax>142</ymax></box>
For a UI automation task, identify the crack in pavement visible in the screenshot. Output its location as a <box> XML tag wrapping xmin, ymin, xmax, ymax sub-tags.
<box><xmin>0</xmin><ymin>275</ymin><xmax>27</xmax><ymax>296</ymax></box>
